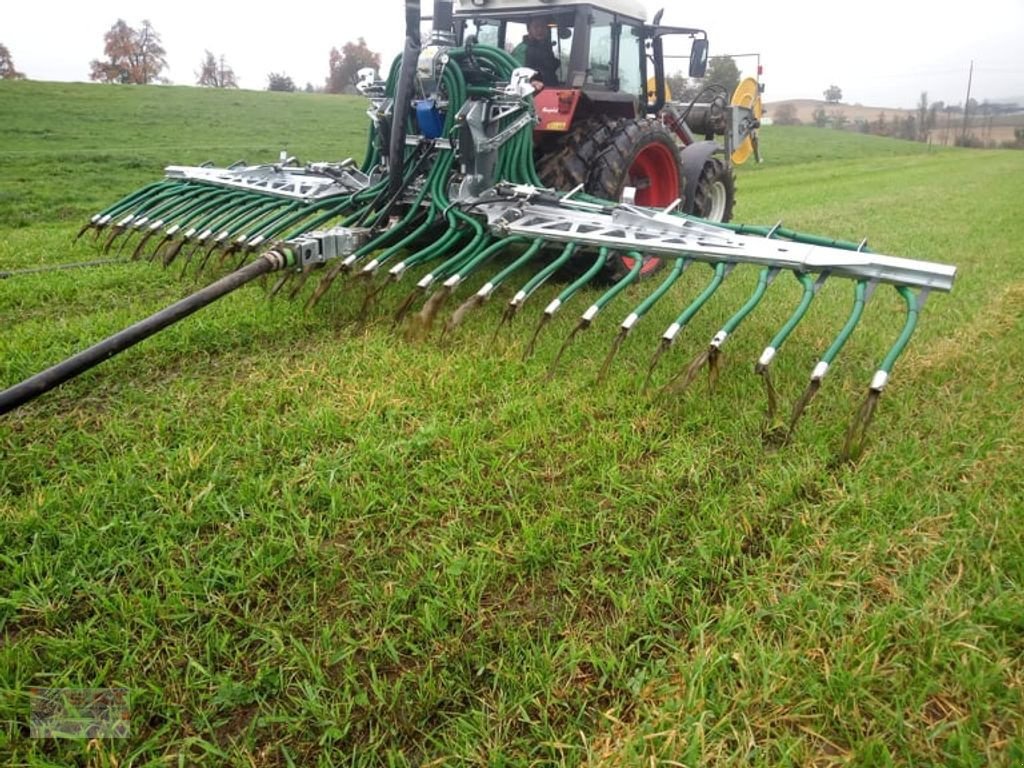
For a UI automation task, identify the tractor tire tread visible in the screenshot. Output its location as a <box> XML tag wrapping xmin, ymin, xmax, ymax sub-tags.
<box><xmin>691</xmin><ymin>156</ymin><xmax>737</xmax><ymax>222</ymax></box>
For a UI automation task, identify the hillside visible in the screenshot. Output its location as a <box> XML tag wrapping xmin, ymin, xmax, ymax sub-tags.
<box><xmin>765</xmin><ymin>98</ymin><xmax>1022</xmax><ymax>146</ymax></box>
<box><xmin>764</xmin><ymin>98</ymin><xmax>910</xmax><ymax>124</ymax></box>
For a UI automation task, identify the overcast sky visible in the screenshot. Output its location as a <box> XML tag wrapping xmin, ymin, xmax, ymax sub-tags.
<box><xmin>5</xmin><ymin>1</ymin><xmax>1023</xmax><ymax>107</ymax></box>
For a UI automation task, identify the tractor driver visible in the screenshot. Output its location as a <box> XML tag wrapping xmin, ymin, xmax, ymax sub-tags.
<box><xmin>512</xmin><ymin>17</ymin><xmax>561</xmax><ymax>88</ymax></box>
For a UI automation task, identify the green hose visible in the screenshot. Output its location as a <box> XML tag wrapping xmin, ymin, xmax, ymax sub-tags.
<box><xmin>719</xmin><ymin>267</ymin><xmax>775</xmax><ymax>337</ymax></box>
<box><xmin>878</xmin><ymin>286</ymin><xmax>920</xmax><ymax>378</ymax></box>
<box><xmin>665</xmin><ymin>262</ymin><xmax>731</xmax><ymax>342</ymax></box>
<box><xmin>624</xmin><ymin>258</ymin><xmax>689</xmax><ymax>324</ymax></box>
<box><xmin>816</xmin><ymin>280</ymin><xmax>869</xmax><ymax>378</ymax></box>
<box><xmin>475</xmin><ymin>239</ymin><xmax>547</xmax><ymax>297</ymax></box>
<box><xmin>758</xmin><ymin>272</ymin><xmax>817</xmax><ymax>369</ymax></box>
<box><xmin>511</xmin><ymin>242</ymin><xmax>578</xmax><ymax>305</ymax></box>
<box><xmin>546</xmin><ymin>248</ymin><xmax>611</xmax><ymax>314</ymax></box>
<box><xmin>586</xmin><ymin>251</ymin><xmax>646</xmax><ymax>317</ymax></box>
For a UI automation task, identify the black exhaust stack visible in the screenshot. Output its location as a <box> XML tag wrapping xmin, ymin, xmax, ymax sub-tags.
<box><xmin>388</xmin><ymin>1</ymin><xmax>423</xmax><ymax>199</ymax></box>
<box><xmin>433</xmin><ymin>0</ymin><xmax>454</xmax><ymax>34</ymax></box>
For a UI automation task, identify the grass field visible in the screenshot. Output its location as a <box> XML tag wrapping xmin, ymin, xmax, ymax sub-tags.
<box><xmin>1</xmin><ymin>80</ymin><xmax>1022</xmax><ymax>766</ymax></box>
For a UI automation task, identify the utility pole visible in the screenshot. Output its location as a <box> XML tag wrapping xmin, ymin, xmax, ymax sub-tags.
<box><xmin>961</xmin><ymin>60</ymin><xmax>974</xmax><ymax>143</ymax></box>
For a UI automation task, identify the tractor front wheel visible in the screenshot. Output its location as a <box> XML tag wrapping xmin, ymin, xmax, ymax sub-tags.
<box><xmin>691</xmin><ymin>157</ymin><xmax>736</xmax><ymax>222</ymax></box>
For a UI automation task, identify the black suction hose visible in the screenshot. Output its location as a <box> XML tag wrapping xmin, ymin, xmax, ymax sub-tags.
<box><xmin>388</xmin><ymin>1</ymin><xmax>422</xmax><ymax>200</ymax></box>
<box><xmin>0</xmin><ymin>251</ymin><xmax>290</xmax><ymax>415</ymax></box>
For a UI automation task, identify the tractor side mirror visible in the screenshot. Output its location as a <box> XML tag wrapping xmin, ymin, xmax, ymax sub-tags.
<box><xmin>689</xmin><ymin>38</ymin><xmax>709</xmax><ymax>78</ymax></box>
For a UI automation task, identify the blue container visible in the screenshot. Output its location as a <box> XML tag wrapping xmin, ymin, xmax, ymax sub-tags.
<box><xmin>415</xmin><ymin>100</ymin><xmax>444</xmax><ymax>139</ymax></box>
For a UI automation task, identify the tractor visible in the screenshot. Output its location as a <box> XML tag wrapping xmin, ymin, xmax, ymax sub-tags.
<box><xmin>0</xmin><ymin>0</ymin><xmax>955</xmax><ymax>457</ymax></box>
<box><xmin>446</xmin><ymin>0</ymin><xmax>752</xmax><ymax>227</ymax></box>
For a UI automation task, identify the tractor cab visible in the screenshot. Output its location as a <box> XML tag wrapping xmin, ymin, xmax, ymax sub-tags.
<box><xmin>451</xmin><ymin>0</ymin><xmax>709</xmax><ymax>131</ymax></box>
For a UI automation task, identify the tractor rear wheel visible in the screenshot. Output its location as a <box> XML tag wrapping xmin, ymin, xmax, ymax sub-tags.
<box><xmin>538</xmin><ymin>117</ymin><xmax>684</xmax><ymax>279</ymax></box>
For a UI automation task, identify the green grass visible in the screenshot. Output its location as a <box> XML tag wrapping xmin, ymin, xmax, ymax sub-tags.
<box><xmin>1</xmin><ymin>80</ymin><xmax>1023</xmax><ymax>766</ymax></box>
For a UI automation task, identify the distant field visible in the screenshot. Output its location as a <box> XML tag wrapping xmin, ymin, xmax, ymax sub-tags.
<box><xmin>766</xmin><ymin>98</ymin><xmax>1022</xmax><ymax>145</ymax></box>
<box><xmin>1</xmin><ymin>80</ymin><xmax>1023</xmax><ymax>766</ymax></box>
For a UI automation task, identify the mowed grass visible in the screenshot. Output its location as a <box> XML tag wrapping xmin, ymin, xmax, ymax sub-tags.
<box><xmin>1</xmin><ymin>80</ymin><xmax>1022</xmax><ymax>766</ymax></box>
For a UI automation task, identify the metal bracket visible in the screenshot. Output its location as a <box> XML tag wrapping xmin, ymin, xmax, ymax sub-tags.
<box><xmin>285</xmin><ymin>227</ymin><xmax>371</xmax><ymax>269</ymax></box>
<box><xmin>164</xmin><ymin>161</ymin><xmax>371</xmax><ymax>202</ymax></box>
<box><xmin>468</xmin><ymin>191</ymin><xmax>957</xmax><ymax>292</ymax></box>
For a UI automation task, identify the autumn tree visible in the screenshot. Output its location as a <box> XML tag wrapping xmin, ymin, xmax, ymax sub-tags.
<box><xmin>325</xmin><ymin>38</ymin><xmax>381</xmax><ymax>94</ymax></box>
<box><xmin>197</xmin><ymin>51</ymin><xmax>238</xmax><ymax>88</ymax></box>
<box><xmin>267</xmin><ymin>72</ymin><xmax>296</xmax><ymax>92</ymax></box>
<box><xmin>90</xmin><ymin>19</ymin><xmax>168</xmax><ymax>84</ymax></box>
<box><xmin>823</xmin><ymin>84</ymin><xmax>842</xmax><ymax>103</ymax></box>
<box><xmin>0</xmin><ymin>43</ymin><xmax>26</xmax><ymax>80</ymax></box>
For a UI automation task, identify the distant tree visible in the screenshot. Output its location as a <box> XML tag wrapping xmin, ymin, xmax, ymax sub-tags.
<box><xmin>899</xmin><ymin>114</ymin><xmax>918</xmax><ymax>141</ymax></box>
<box><xmin>267</xmin><ymin>72</ymin><xmax>296</xmax><ymax>92</ymax></box>
<box><xmin>830</xmin><ymin>109</ymin><xmax>848</xmax><ymax>130</ymax></box>
<box><xmin>823</xmin><ymin>84</ymin><xmax>842</xmax><ymax>104</ymax></box>
<box><xmin>873</xmin><ymin>110</ymin><xmax>887</xmax><ymax>136</ymax></box>
<box><xmin>927</xmin><ymin>103</ymin><xmax>940</xmax><ymax>135</ymax></box>
<box><xmin>916</xmin><ymin>91</ymin><xmax>930</xmax><ymax>141</ymax></box>
<box><xmin>665</xmin><ymin>57</ymin><xmax>740</xmax><ymax>102</ymax></box>
<box><xmin>660</xmin><ymin>72</ymin><xmax>698</xmax><ymax>103</ymax></box>
<box><xmin>665</xmin><ymin>71</ymin><xmax>689</xmax><ymax>100</ymax></box>
<box><xmin>325</xmin><ymin>38</ymin><xmax>382</xmax><ymax>94</ymax></box>
<box><xmin>954</xmin><ymin>132</ymin><xmax>983</xmax><ymax>148</ymax></box>
<box><xmin>772</xmin><ymin>102</ymin><xmax>799</xmax><ymax>125</ymax></box>
<box><xmin>90</xmin><ymin>19</ymin><xmax>168</xmax><ymax>85</ymax></box>
<box><xmin>812</xmin><ymin>107</ymin><xmax>828</xmax><ymax>127</ymax></box>
<box><xmin>197</xmin><ymin>50</ymin><xmax>238</xmax><ymax>88</ymax></box>
<box><xmin>704</xmin><ymin>56</ymin><xmax>741</xmax><ymax>98</ymax></box>
<box><xmin>0</xmin><ymin>43</ymin><xmax>26</xmax><ymax>80</ymax></box>
<box><xmin>304</xmin><ymin>82</ymin><xmax>315</xmax><ymax>93</ymax></box>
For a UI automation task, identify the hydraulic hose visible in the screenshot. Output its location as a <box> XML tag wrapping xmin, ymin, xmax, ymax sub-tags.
<box><xmin>0</xmin><ymin>250</ymin><xmax>294</xmax><ymax>415</ymax></box>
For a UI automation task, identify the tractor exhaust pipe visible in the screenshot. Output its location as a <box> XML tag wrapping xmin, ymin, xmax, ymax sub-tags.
<box><xmin>0</xmin><ymin>250</ymin><xmax>293</xmax><ymax>415</ymax></box>
<box><xmin>432</xmin><ymin>0</ymin><xmax>452</xmax><ymax>36</ymax></box>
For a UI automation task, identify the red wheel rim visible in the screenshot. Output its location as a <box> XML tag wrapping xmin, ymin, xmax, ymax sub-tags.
<box><xmin>620</xmin><ymin>142</ymin><xmax>680</xmax><ymax>275</ymax></box>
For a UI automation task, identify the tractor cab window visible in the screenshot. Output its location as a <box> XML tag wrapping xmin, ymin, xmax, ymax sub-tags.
<box><xmin>583</xmin><ymin>13</ymin><xmax>643</xmax><ymax>94</ymax></box>
<box><xmin>501</xmin><ymin>17</ymin><xmax>572</xmax><ymax>86</ymax></box>
<box><xmin>586</xmin><ymin>12</ymin><xmax>615</xmax><ymax>87</ymax></box>
<box><xmin>617</xmin><ymin>25</ymin><xmax>642</xmax><ymax>96</ymax></box>
<box><xmin>472</xmin><ymin>20</ymin><xmax>500</xmax><ymax>49</ymax></box>
<box><xmin>553</xmin><ymin>25</ymin><xmax>574</xmax><ymax>79</ymax></box>
<box><xmin>504</xmin><ymin>21</ymin><xmax>529</xmax><ymax>55</ymax></box>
